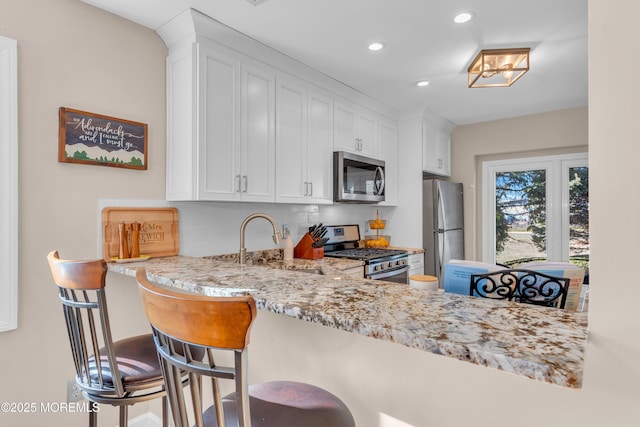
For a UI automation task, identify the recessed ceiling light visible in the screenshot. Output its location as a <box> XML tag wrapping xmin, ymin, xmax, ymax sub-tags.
<box><xmin>416</xmin><ymin>80</ymin><xmax>430</xmax><ymax>87</ymax></box>
<box><xmin>368</xmin><ymin>42</ymin><xmax>385</xmax><ymax>51</ymax></box>
<box><xmin>454</xmin><ymin>12</ymin><xmax>475</xmax><ymax>24</ymax></box>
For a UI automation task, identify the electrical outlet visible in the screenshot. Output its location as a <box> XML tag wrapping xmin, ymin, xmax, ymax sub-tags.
<box><xmin>67</xmin><ymin>380</ymin><xmax>84</xmax><ymax>403</ymax></box>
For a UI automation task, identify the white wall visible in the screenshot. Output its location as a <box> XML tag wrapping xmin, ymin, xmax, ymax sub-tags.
<box><xmin>451</xmin><ymin>106</ymin><xmax>588</xmax><ymax>261</ymax></box>
<box><xmin>0</xmin><ymin>0</ymin><xmax>167</xmax><ymax>425</ymax></box>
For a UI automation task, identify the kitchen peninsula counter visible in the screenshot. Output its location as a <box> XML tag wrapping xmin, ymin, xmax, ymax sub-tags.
<box><xmin>108</xmin><ymin>255</ymin><xmax>588</xmax><ymax>389</ymax></box>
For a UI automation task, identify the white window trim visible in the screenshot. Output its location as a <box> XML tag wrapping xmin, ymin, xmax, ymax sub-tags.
<box><xmin>481</xmin><ymin>152</ymin><xmax>588</xmax><ymax>265</ymax></box>
<box><xmin>0</xmin><ymin>36</ymin><xmax>18</xmax><ymax>332</ymax></box>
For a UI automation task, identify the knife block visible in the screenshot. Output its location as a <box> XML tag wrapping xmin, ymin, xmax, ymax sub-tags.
<box><xmin>294</xmin><ymin>234</ymin><xmax>324</xmax><ymax>259</ymax></box>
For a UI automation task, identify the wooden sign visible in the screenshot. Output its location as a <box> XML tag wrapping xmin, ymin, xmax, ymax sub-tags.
<box><xmin>58</xmin><ymin>107</ymin><xmax>148</xmax><ymax>170</ymax></box>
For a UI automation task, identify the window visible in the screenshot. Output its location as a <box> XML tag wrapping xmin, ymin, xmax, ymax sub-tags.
<box><xmin>482</xmin><ymin>153</ymin><xmax>588</xmax><ymax>268</ymax></box>
<box><xmin>0</xmin><ymin>35</ymin><xmax>18</xmax><ymax>332</ymax></box>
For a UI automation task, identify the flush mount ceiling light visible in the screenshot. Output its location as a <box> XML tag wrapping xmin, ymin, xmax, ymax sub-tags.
<box><xmin>368</xmin><ymin>42</ymin><xmax>385</xmax><ymax>51</ymax></box>
<box><xmin>454</xmin><ymin>12</ymin><xmax>475</xmax><ymax>24</ymax></box>
<box><xmin>416</xmin><ymin>80</ymin><xmax>430</xmax><ymax>87</ymax></box>
<box><xmin>467</xmin><ymin>48</ymin><xmax>530</xmax><ymax>88</ymax></box>
<box><xmin>245</xmin><ymin>0</ymin><xmax>268</xmax><ymax>5</ymax></box>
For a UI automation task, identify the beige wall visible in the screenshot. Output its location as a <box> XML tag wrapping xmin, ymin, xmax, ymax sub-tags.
<box><xmin>451</xmin><ymin>106</ymin><xmax>588</xmax><ymax>261</ymax></box>
<box><xmin>2</xmin><ymin>0</ymin><xmax>640</xmax><ymax>426</ymax></box>
<box><xmin>0</xmin><ymin>0</ymin><xmax>167</xmax><ymax>425</ymax></box>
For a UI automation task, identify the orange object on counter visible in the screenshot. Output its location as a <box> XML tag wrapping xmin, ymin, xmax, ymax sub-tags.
<box><xmin>118</xmin><ymin>222</ymin><xmax>129</xmax><ymax>259</ymax></box>
<box><xmin>294</xmin><ymin>233</ymin><xmax>324</xmax><ymax>259</ymax></box>
<box><xmin>129</xmin><ymin>222</ymin><xmax>141</xmax><ymax>258</ymax></box>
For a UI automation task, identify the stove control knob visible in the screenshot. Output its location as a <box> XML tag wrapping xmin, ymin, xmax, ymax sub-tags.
<box><xmin>388</xmin><ymin>262</ymin><xmax>393</xmax><ymax>269</ymax></box>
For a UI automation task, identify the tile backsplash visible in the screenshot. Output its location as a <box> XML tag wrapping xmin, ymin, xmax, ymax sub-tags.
<box><xmin>99</xmin><ymin>199</ymin><xmax>396</xmax><ymax>257</ymax></box>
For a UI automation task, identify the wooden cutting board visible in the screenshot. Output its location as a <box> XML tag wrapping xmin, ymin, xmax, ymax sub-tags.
<box><xmin>102</xmin><ymin>207</ymin><xmax>179</xmax><ymax>262</ymax></box>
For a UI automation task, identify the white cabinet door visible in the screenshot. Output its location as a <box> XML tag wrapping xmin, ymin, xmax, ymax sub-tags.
<box><xmin>436</xmin><ymin>130</ymin><xmax>451</xmax><ymax>176</ymax></box>
<box><xmin>197</xmin><ymin>43</ymin><xmax>241</xmax><ymax>201</ymax></box>
<box><xmin>378</xmin><ymin>119</ymin><xmax>398</xmax><ymax>206</ymax></box>
<box><xmin>333</xmin><ymin>101</ymin><xmax>358</xmax><ymax>153</ymax></box>
<box><xmin>409</xmin><ymin>266</ymin><xmax>425</xmax><ymax>277</ymax></box>
<box><xmin>333</xmin><ymin>101</ymin><xmax>378</xmax><ymax>157</ymax></box>
<box><xmin>306</xmin><ymin>90</ymin><xmax>333</xmax><ymax>204</ymax></box>
<box><xmin>357</xmin><ymin>111</ymin><xmax>378</xmax><ymax>158</ymax></box>
<box><xmin>241</xmin><ymin>62</ymin><xmax>275</xmax><ymax>202</ymax></box>
<box><xmin>276</xmin><ymin>77</ymin><xmax>308</xmax><ymax>203</ymax></box>
<box><xmin>422</xmin><ymin>122</ymin><xmax>451</xmax><ymax>176</ymax></box>
<box><xmin>275</xmin><ymin>79</ymin><xmax>333</xmax><ymax>204</ymax></box>
<box><xmin>408</xmin><ymin>253</ymin><xmax>425</xmax><ymax>276</ymax></box>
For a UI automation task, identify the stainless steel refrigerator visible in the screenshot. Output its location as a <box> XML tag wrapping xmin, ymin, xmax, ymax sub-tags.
<box><xmin>423</xmin><ymin>179</ymin><xmax>464</xmax><ymax>285</ymax></box>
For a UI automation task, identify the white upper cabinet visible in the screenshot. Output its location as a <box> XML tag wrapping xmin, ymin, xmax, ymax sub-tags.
<box><xmin>159</xmin><ymin>9</ymin><xmax>398</xmax><ymax>204</ymax></box>
<box><xmin>377</xmin><ymin>119</ymin><xmax>398</xmax><ymax>206</ymax></box>
<box><xmin>422</xmin><ymin>121</ymin><xmax>451</xmax><ymax>177</ymax></box>
<box><xmin>334</xmin><ymin>101</ymin><xmax>378</xmax><ymax>158</ymax></box>
<box><xmin>165</xmin><ymin>39</ymin><xmax>275</xmax><ymax>201</ymax></box>
<box><xmin>275</xmin><ymin>76</ymin><xmax>333</xmax><ymax>204</ymax></box>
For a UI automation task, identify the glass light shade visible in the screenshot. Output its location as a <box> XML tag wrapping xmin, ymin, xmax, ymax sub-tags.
<box><xmin>468</xmin><ymin>48</ymin><xmax>530</xmax><ymax>88</ymax></box>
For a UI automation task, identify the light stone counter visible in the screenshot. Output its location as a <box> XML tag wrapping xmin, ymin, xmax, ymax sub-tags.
<box><xmin>109</xmin><ymin>254</ymin><xmax>588</xmax><ymax>389</ymax></box>
<box><xmin>388</xmin><ymin>246</ymin><xmax>424</xmax><ymax>255</ymax></box>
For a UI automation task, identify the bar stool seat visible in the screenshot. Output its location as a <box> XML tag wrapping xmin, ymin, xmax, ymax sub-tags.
<box><xmin>203</xmin><ymin>381</ymin><xmax>355</xmax><ymax>426</ymax></box>
<box><xmin>136</xmin><ymin>268</ymin><xmax>355</xmax><ymax>427</ymax></box>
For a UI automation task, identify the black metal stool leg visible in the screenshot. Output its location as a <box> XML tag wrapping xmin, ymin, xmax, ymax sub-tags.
<box><xmin>89</xmin><ymin>404</ymin><xmax>98</xmax><ymax>427</ymax></box>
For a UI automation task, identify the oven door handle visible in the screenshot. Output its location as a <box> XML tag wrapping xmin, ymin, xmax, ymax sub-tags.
<box><xmin>374</xmin><ymin>166</ymin><xmax>385</xmax><ymax>196</ymax></box>
<box><xmin>366</xmin><ymin>265</ymin><xmax>409</xmax><ymax>280</ymax></box>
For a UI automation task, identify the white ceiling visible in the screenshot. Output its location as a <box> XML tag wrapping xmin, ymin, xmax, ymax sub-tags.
<box><xmin>81</xmin><ymin>0</ymin><xmax>587</xmax><ymax>126</ymax></box>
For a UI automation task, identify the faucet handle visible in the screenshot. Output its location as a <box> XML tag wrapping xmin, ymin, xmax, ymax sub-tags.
<box><xmin>273</xmin><ymin>229</ymin><xmax>283</xmax><ymax>245</ymax></box>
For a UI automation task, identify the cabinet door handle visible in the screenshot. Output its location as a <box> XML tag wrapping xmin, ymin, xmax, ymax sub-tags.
<box><xmin>243</xmin><ymin>175</ymin><xmax>248</xmax><ymax>193</ymax></box>
<box><xmin>309</xmin><ymin>181</ymin><xmax>313</xmax><ymax>196</ymax></box>
<box><xmin>236</xmin><ymin>175</ymin><xmax>241</xmax><ymax>193</ymax></box>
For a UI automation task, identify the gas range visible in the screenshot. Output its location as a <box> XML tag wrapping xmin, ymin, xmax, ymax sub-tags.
<box><xmin>320</xmin><ymin>225</ymin><xmax>409</xmax><ymax>282</ymax></box>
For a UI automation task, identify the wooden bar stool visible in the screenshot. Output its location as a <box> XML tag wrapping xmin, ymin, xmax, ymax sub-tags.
<box><xmin>47</xmin><ymin>251</ymin><xmax>170</xmax><ymax>427</ymax></box>
<box><xmin>135</xmin><ymin>268</ymin><xmax>356</xmax><ymax>427</ymax></box>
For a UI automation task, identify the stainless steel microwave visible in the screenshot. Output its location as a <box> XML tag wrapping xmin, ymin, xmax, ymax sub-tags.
<box><xmin>333</xmin><ymin>151</ymin><xmax>385</xmax><ymax>203</ymax></box>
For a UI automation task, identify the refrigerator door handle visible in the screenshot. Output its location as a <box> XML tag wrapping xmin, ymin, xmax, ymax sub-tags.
<box><xmin>436</xmin><ymin>185</ymin><xmax>445</xmax><ymax>278</ymax></box>
<box><xmin>438</xmin><ymin>229</ymin><xmax>445</xmax><ymax>279</ymax></box>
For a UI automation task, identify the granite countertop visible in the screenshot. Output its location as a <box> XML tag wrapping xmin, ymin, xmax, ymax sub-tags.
<box><xmin>109</xmin><ymin>254</ymin><xmax>588</xmax><ymax>389</ymax></box>
<box><xmin>205</xmin><ymin>248</ymin><xmax>363</xmax><ymax>275</ymax></box>
<box><xmin>389</xmin><ymin>246</ymin><xmax>424</xmax><ymax>254</ymax></box>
